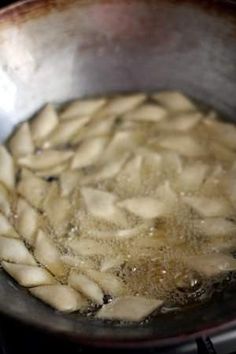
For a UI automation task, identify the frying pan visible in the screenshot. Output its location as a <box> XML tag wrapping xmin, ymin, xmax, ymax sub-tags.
<box><xmin>0</xmin><ymin>0</ymin><xmax>236</xmax><ymax>348</ymax></box>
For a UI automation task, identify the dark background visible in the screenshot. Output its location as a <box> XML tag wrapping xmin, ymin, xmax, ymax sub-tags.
<box><xmin>1</xmin><ymin>0</ymin><xmax>236</xmax><ymax>5</ymax></box>
<box><xmin>1</xmin><ymin>0</ymin><xmax>236</xmax><ymax>6</ymax></box>
<box><xmin>0</xmin><ymin>0</ymin><xmax>19</xmax><ymax>6</ymax></box>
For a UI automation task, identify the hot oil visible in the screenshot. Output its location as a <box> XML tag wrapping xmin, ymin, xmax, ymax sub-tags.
<box><xmin>114</xmin><ymin>214</ymin><xmax>210</xmax><ymax>307</ymax></box>
<box><xmin>21</xmin><ymin>95</ymin><xmax>236</xmax><ymax>319</ymax></box>
<box><xmin>54</xmin><ymin>120</ymin><xmax>236</xmax><ymax>314</ymax></box>
<box><xmin>53</xmin><ymin>155</ymin><xmax>234</xmax><ymax>313</ymax></box>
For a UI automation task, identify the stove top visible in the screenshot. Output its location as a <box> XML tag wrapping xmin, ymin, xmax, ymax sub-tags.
<box><xmin>1</xmin><ymin>314</ymin><xmax>236</xmax><ymax>354</ymax></box>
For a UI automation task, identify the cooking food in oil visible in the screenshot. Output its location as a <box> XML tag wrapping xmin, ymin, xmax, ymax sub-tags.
<box><xmin>1</xmin><ymin>91</ymin><xmax>236</xmax><ymax>322</ymax></box>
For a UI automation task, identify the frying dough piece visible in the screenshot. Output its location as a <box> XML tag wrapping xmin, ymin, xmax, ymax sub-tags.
<box><xmin>222</xmin><ymin>171</ymin><xmax>236</xmax><ymax>206</ymax></box>
<box><xmin>44</xmin><ymin>118</ymin><xmax>91</xmax><ymax>148</ymax></box>
<box><xmin>84</xmin><ymin>269</ymin><xmax>124</xmax><ymax>296</ymax></box>
<box><xmin>61</xmin><ymin>254</ymin><xmax>96</xmax><ymax>270</ymax></box>
<box><xmin>17</xmin><ymin>169</ymin><xmax>49</xmax><ymax>209</ymax></box>
<box><xmin>158</xmin><ymin>134</ymin><xmax>206</xmax><ymax>157</ymax></box>
<box><xmin>71</xmin><ymin>136</ymin><xmax>109</xmax><ymax>169</ymax></box>
<box><xmin>204</xmin><ymin>118</ymin><xmax>236</xmax><ymax>150</ymax></box>
<box><xmin>31</xmin><ymin>104</ymin><xmax>58</xmax><ymax>143</ymax></box>
<box><xmin>18</xmin><ymin>150</ymin><xmax>73</xmax><ymax>171</ymax></box>
<box><xmin>117</xmin><ymin>197</ymin><xmax>168</xmax><ymax>219</ymax></box>
<box><xmin>0</xmin><ymin>212</ymin><xmax>19</xmax><ymax>239</ymax></box>
<box><xmin>69</xmin><ymin>239</ymin><xmax>113</xmax><ymax>256</ymax></box>
<box><xmin>194</xmin><ymin>218</ymin><xmax>236</xmax><ymax>237</ymax></box>
<box><xmin>85</xmin><ymin>222</ymin><xmax>152</xmax><ymax>240</ymax></box>
<box><xmin>97</xmin><ymin>94</ymin><xmax>146</xmax><ymax>117</ymax></box>
<box><xmin>72</xmin><ymin>117</ymin><xmax>115</xmax><ymax>144</ymax></box>
<box><xmin>0</xmin><ymin>183</ymin><xmax>11</xmax><ymax>217</ymax></box>
<box><xmin>9</xmin><ymin>122</ymin><xmax>34</xmax><ymax>157</ymax></box>
<box><xmin>176</xmin><ymin>162</ymin><xmax>208</xmax><ymax>192</ymax></box>
<box><xmin>123</xmin><ymin>103</ymin><xmax>167</xmax><ymax>122</ymax></box>
<box><xmin>35</xmin><ymin>163</ymin><xmax>68</xmax><ymax>178</ymax></box>
<box><xmin>152</xmin><ymin>91</ymin><xmax>195</xmax><ymax>112</ymax></box>
<box><xmin>97</xmin><ymin>296</ymin><xmax>163</xmax><ymax>321</ymax></box>
<box><xmin>183</xmin><ymin>196</ymin><xmax>232</xmax><ymax>217</ymax></box>
<box><xmin>30</xmin><ymin>285</ymin><xmax>87</xmax><ymax>312</ymax></box>
<box><xmin>2</xmin><ymin>262</ymin><xmax>56</xmax><ymax>287</ymax></box>
<box><xmin>81</xmin><ymin>154</ymin><xmax>130</xmax><ymax>183</ymax></box>
<box><xmin>100</xmin><ymin>256</ymin><xmax>124</xmax><ymax>272</ymax></box>
<box><xmin>0</xmin><ymin>236</ymin><xmax>36</xmax><ymax>265</ymax></box>
<box><xmin>184</xmin><ymin>254</ymin><xmax>236</xmax><ymax>277</ymax></box>
<box><xmin>60</xmin><ymin>98</ymin><xmax>106</xmax><ymax>120</ymax></box>
<box><xmin>159</xmin><ymin>112</ymin><xmax>202</xmax><ymax>131</ymax></box>
<box><xmin>0</xmin><ymin>145</ymin><xmax>15</xmax><ymax>190</ymax></box>
<box><xmin>34</xmin><ymin>230</ymin><xmax>66</xmax><ymax>277</ymax></box>
<box><xmin>68</xmin><ymin>271</ymin><xmax>104</xmax><ymax>304</ymax></box>
<box><xmin>15</xmin><ymin>198</ymin><xmax>39</xmax><ymax>245</ymax></box>
<box><xmin>161</xmin><ymin>151</ymin><xmax>182</xmax><ymax>175</ymax></box>
<box><xmin>81</xmin><ymin>187</ymin><xmax>127</xmax><ymax>226</ymax></box>
<box><xmin>59</xmin><ymin>170</ymin><xmax>80</xmax><ymax>197</ymax></box>
<box><xmin>210</xmin><ymin>142</ymin><xmax>236</xmax><ymax>162</ymax></box>
<box><xmin>43</xmin><ymin>183</ymin><xmax>71</xmax><ymax>236</ymax></box>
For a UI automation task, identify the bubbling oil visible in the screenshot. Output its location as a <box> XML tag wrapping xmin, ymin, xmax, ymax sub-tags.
<box><xmin>7</xmin><ymin>92</ymin><xmax>236</xmax><ymax>319</ymax></box>
<box><xmin>54</xmin><ymin>159</ymin><xmax>236</xmax><ymax>312</ymax></box>
<box><xmin>52</xmin><ymin>103</ymin><xmax>236</xmax><ymax>313</ymax></box>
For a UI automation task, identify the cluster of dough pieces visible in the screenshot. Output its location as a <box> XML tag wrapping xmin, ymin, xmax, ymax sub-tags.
<box><xmin>0</xmin><ymin>91</ymin><xmax>236</xmax><ymax>322</ymax></box>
